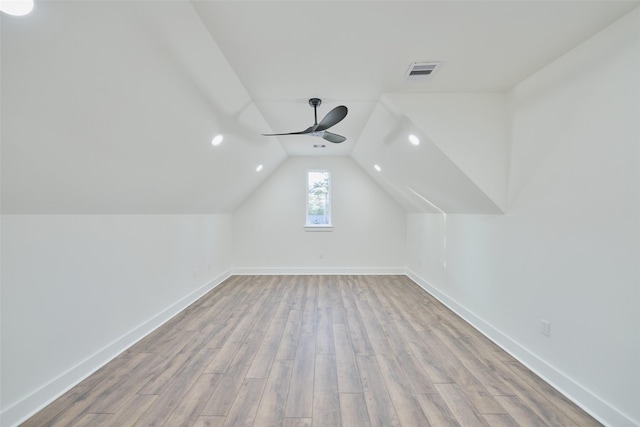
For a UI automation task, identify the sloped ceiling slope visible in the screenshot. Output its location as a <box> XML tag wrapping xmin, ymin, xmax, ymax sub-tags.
<box><xmin>1</xmin><ymin>1</ymin><xmax>286</xmax><ymax>214</ymax></box>
<box><xmin>351</xmin><ymin>95</ymin><xmax>505</xmax><ymax>214</ymax></box>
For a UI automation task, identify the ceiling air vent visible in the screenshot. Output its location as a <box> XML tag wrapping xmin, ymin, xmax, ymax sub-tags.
<box><xmin>405</xmin><ymin>62</ymin><xmax>440</xmax><ymax>81</ymax></box>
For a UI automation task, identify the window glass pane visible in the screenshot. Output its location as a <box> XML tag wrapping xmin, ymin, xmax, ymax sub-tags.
<box><xmin>306</xmin><ymin>170</ymin><xmax>331</xmax><ymax>225</ymax></box>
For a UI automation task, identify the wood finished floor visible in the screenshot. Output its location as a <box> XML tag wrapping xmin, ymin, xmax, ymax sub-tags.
<box><xmin>22</xmin><ymin>275</ymin><xmax>601</xmax><ymax>427</ymax></box>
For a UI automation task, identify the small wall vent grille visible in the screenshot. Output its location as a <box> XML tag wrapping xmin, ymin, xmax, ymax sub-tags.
<box><xmin>405</xmin><ymin>62</ymin><xmax>440</xmax><ymax>81</ymax></box>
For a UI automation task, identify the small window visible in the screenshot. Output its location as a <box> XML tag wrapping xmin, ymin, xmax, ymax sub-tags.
<box><xmin>306</xmin><ymin>170</ymin><xmax>331</xmax><ymax>227</ymax></box>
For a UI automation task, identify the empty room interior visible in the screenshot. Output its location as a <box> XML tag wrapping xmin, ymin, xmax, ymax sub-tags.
<box><xmin>1</xmin><ymin>1</ymin><xmax>639</xmax><ymax>426</ymax></box>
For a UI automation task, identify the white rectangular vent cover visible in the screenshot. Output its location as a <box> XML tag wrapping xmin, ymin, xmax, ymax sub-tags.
<box><xmin>405</xmin><ymin>62</ymin><xmax>440</xmax><ymax>81</ymax></box>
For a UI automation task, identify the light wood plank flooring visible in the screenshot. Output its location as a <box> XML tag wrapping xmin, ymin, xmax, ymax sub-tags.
<box><xmin>21</xmin><ymin>275</ymin><xmax>601</xmax><ymax>426</ymax></box>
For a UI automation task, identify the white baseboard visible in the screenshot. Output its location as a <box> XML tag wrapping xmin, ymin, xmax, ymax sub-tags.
<box><xmin>405</xmin><ymin>269</ymin><xmax>638</xmax><ymax>427</ymax></box>
<box><xmin>1</xmin><ymin>269</ymin><xmax>233</xmax><ymax>427</ymax></box>
<box><xmin>232</xmin><ymin>267</ymin><xmax>406</xmax><ymax>275</ymax></box>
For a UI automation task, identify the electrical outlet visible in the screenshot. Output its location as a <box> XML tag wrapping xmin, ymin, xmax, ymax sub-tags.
<box><xmin>192</xmin><ymin>269</ymin><xmax>197</xmax><ymax>278</ymax></box>
<box><xmin>319</xmin><ymin>253</ymin><xmax>324</xmax><ymax>259</ymax></box>
<box><xmin>540</xmin><ymin>319</ymin><xmax>551</xmax><ymax>337</ymax></box>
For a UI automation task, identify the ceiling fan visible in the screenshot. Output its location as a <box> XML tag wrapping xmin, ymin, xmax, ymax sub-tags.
<box><xmin>262</xmin><ymin>98</ymin><xmax>348</xmax><ymax>143</ymax></box>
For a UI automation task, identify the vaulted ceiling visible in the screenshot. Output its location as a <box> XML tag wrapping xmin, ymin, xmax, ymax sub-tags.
<box><xmin>2</xmin><ymin>1</ymin><xmax>637</xmax><ymax>214</ymax></box>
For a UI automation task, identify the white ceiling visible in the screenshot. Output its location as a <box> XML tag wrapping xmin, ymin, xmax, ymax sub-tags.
<box><xmin>192</xmin><ymin>0</ymin><xmax>638</xmax><ymax>156</ymax></box>
<box><xmin>2</xmin><ymin>1</ymin><xmax>638</xmax><ymax>214</ymax></box>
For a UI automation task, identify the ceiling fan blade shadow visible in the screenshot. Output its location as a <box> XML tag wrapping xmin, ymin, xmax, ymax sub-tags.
<box><xmin>316</xmin><ymin>106</ymin><xmax>348</xmax><ymax>131</ymax></box>
<box><xmin>322</xmin><ymin>131</ymin><xmax>346</xmax><ymax>143</ymax></box>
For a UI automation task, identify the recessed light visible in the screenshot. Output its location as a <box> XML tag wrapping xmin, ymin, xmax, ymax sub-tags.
<box><xmin>211</xmin><ymin>134</ymin><xmax>223</xmax><ymax>146</ymax></box>
<box><xmin>0</xmin><ymin>0</ymin><xmax>34</xmax><ymax>16</ymax></box>
<box><xmin>374</xmin><ymin>164</ymin><xmax>382</xmax><ymax>172</ymax></box>
<box><xmin>408</xmin><ymin>134</ymin><xmax>420</xmax><ymax>145</ymax></box>
<box><xmin>256</xmin><ymin>164</ymin><xmax>263</xmax><ymax>172</ymax></box>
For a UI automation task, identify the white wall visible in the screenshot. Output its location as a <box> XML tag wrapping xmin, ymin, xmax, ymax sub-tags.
<box><xmin>233</xmin><ymin>156</ymin><xmax>406</xmax><ymax>273</ymax></box>
<box><xmin>0</xmin><ymin>214</ymin><xmax>233</xmax><ymax>426</ymax></box>
<box><xmin>407</xmin><ymin>8</ymin><xmax>640</xmax><ymax>426</ymax></box>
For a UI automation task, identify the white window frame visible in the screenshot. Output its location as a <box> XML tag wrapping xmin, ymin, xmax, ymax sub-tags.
<box><xmin>305</xmin><ymin>169</ymin><xmax>333</xmax><ymax>231</ymax></box>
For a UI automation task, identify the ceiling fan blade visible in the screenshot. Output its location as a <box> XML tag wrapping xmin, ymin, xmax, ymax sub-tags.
<box><xmin>322</xmin><ymin>131</ymin><xmax>346</xmax><ymax>143</ymax></box>
<box><xmin>316</xmin><ymin>106</ymin><xmax>348</xmax><ymax>131</ymax></box>
<box><xmin>262</xmin><ymin>132</ymin><xmax>304</xmax><ymax>136</ymax></box>
<box><xmin>262</xmin><ymin>126</ymin><xmax>314</xmax><ymax>137</ymax></box>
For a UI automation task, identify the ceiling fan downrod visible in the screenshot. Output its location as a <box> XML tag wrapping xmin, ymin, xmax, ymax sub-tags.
<box><xmin>309</xmin><ymin>98</ymin><xmax>321</xmax><ymax>125</ymax></box>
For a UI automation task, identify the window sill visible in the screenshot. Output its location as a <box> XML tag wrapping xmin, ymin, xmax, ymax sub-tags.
<box><xmin>304</xmin><ymin>225</ymin><xmax>333</xmax><ymax>232</ymax></box>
